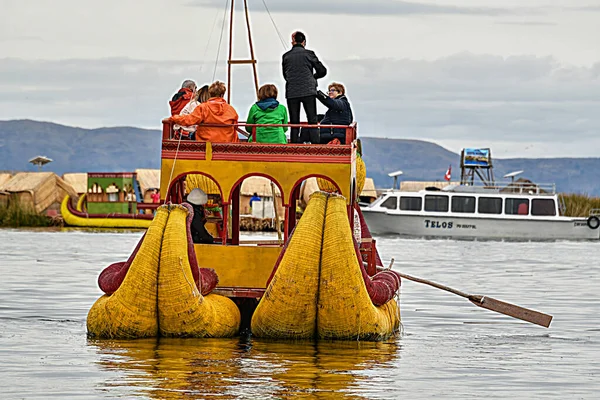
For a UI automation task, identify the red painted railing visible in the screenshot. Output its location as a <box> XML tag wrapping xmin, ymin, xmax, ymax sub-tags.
<box><xmin>162</xmin><ymin>120</ymin><xmax>358</xmax><ymax>145</ymax></box>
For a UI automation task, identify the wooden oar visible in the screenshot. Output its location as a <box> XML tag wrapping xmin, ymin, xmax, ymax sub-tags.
<box><xmin>395</xmin><ymin>269</ymin><xmax>553</xmax><ymax>328</ymax></box>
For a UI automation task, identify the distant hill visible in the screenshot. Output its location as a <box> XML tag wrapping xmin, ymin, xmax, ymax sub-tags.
<box><xmin>1</xmin><ymin>120</ymin><xmax>599</xmax><ymax>195</ymax></box>
<box><xmin>0</xmin><ymin>120</ymin><xmax>161</xmax><ymax>174</ymax></box>
<box><xmin>360</xmin><ymin>138</ymin><xmax>600</xmax><ymax>195</ymax></box>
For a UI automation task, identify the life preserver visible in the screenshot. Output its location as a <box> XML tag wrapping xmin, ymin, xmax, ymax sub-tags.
<box><xmin>587</xmin><ymin>216</ymin><xmax>600</xmax><ymax>229</ymax></box>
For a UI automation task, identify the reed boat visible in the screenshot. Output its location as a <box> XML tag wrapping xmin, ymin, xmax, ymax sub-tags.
<box><xmin>86</xmin><ymin>0</ymin><xmax>401</xmax><ymax>341</ymax></box>
<box><xmin>61</xmin><ymin>172</ymin><xmax>158</xmax><ymax>229</ymax></box>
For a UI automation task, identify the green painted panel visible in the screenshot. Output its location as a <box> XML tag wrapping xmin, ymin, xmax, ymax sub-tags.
<box><xmin>88</xmin><ymin>202</ymin><xmax>136</xmax><ymax>214</ymax></box>
<box><xmin>87</xmin><ymin>177</ymin><xmax>135</xmax><ymax>191</ymax></box>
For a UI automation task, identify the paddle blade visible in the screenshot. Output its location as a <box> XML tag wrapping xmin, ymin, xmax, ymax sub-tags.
<box><xmin>469</xmin><ymin>295</ymin><xmax>553</xmax><ymax>328</ymax></box>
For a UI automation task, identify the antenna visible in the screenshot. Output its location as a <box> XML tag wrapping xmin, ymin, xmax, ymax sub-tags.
<box><xmin>29</xmin><ymin>156</ymin><xmax>53</xmax><ymax>171</ymax></box>
<box><xmin>503</xmin><ymin>170</ymin><xmax>524</xmax><ymax>183</ymax></box>
<box><xmin>388</xmin><ymin>170</ymin><xmax>403</xmax><ymax>190</ymax></box>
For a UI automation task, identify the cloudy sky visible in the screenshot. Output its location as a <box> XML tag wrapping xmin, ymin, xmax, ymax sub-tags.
<box><xmin>1</xmin><ymin>0</ymin><xmax>599</xmax><ymax>157</ymax></box>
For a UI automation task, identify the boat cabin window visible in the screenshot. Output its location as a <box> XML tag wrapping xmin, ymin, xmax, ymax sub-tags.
<box><xmin>380</xmin><ymin>196</ymin><xmax>398</xmax><ymax>210</ymax></box>
<box><xmin>424</xmin><ymin>195</ymin><xmax>449</xmax><ymax>212</ymax></box>
<box><xmin>531</xmin><ymin>199</ymin><xmax>556</xmax><ymax>216</ymax></box>
<box><xmin>451</xmin><ymin>196</ymin><xmax>476</xmax><ymax>213</ymax></box>
<box><xmin>505</xmin><ymin>198</ymin><xmax>529</xmax><ymax>216</ymax></box>
<box><xmin>400</xmin><ymin>196</ymin><xmax>422</xmax><ymax>211</ymax></box>
<box><xmin>478</xmin><ymin>197</ymin><xmax>502</xmax><ymax>214</ymax></box>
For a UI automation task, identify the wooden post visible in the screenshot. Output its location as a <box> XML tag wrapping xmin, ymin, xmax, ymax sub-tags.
<box><xmin>271</xmin><ymin>182</ymin><xmax>282</xmax><ymax>243</ymax></box>
<box><xmin>232</xmin><ymin>186</ymin><xmax>240</xmax><ymax>245</ymax></box>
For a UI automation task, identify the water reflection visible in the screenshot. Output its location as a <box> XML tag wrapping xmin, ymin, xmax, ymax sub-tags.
<box><xmin>90</xmin><ymin>335</ymin><xmax>401</xmax><ymax>399</ymax></box>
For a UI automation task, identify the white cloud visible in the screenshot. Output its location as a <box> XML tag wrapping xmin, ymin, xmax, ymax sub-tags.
<box><xmin>0</xmin><ymin>0</ymin><xmax>599</xmax><ymax>159</ymax></box>
<box><xmin>0</xmin><ymin>54</ymin><xmax>598</xmax><ymax>157</ymax></box>
<box><xmin>188</xmin><ymin>0</ymin><xmax>521</xmax><ymax>16</ymax></box>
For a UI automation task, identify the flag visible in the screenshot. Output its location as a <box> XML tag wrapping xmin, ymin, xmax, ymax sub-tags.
<box><xmin>444</xmin><ymin>165</ymin><xmax>451</xmax><ymax>181</ymax></box>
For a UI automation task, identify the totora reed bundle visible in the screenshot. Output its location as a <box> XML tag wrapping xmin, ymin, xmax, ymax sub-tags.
<box><xmin>87</xmin><ymin>205</ymin><xmax>240</xmax><ymax>339</ymax></box>
<box><xmin>251</xmin><ymin>192</ymin><xmax>400</xmax><ymax>341</ymax></box>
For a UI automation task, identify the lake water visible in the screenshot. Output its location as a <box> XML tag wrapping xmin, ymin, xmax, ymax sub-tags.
<box><xmin>0</xmin><ymin>229</ymin><xmax>599</xmax><ymax>399</ymax></box>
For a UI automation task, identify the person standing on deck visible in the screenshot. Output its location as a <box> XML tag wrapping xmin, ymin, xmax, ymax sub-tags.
<box><xmin>167</xmin><ymin>81</ymin><xmax>239</xmax><ymax>143</ymax></box>
<box><xmin>282</xmin><ymin>31</ymin><xmax>327</xmax><ymax>144</ymax></box>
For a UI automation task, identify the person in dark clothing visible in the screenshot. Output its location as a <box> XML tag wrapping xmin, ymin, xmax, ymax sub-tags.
<box><xmin>282</xmin><ymin>31</ymin><xmax>327</xmax><ymax>144</ymax></box>
<box><xmin>169</xmin><ymin>79</ymin><xmax>196</xmax><ymax>116</ymax></box>
<box><xmin>316</xmin><ymin>82</ymin><xmax>354</xmax><ymax>144</ymax></box>
<box><xmin>187</xmin><ymin>188</ymin><xmax>214</xmax><ymax>244</ymax></box>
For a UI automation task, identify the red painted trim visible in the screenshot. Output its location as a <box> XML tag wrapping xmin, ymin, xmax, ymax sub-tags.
<box><xmin>162</xmin><ymin>151</ymin><xmax>206</xmax><ymax>160</ymax></box>
<box><xmin>210</xmin><ymin>153</ymin><xmax>351</xmax><ymax>164</ymax></box>
<box><xmin>221</xmin><ymin>204</ymin><xmax>229</xmax><ymax>244</ymax></box>
<box><xmin>231</xmin><ymin>185</ymin><xmax>240</xmax><ymax>245</ymax></box>
<box><xmin>88</xmin><ymin>172</ymin><xmax>135</xmax><ymax>178</ymax></box>
<box><xmin>228</xmin><ymin>172</ymin><xmax>285</xmax><ymax>205</ymax></box>
<box><xmin>165</xmin><ymin>171</ymin><xmax>224</xmax><ymax>204</ymax></box>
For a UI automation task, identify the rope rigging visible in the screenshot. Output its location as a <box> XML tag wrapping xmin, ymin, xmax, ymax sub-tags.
<box><xmin>261</xmin><ymin>0</ymin><xmax>286</xmax><ymax>50</ymax></box>
<box><xmin>213</xmin><ymin>0</ymin><xmax>230</xmax><ymax>81</ymax></box>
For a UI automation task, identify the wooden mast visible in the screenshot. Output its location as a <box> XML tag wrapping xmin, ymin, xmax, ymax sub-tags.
<box><xmin>227</xmin><ymin>0</ymin><xmax>260</xmax><ymax>103</ymax></box>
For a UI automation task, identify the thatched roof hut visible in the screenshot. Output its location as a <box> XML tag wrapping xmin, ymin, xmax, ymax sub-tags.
<box><xmin>240</xmin><ymin>176</ymin><xmax>281</xmax><ymax>197</ymax></box>
<box><xmin>62</xmin><ymin>173</ymin><xmax>88</xmax><ymax>194</ymax></box>
<box><xmin>135</xmin><ymin>169</ymin><xmax>160</xmax><ymax>196</ymax></box>
<box><xmin>0</xmin><ymin>173</ymin><xmax>12</xmax><ymax>187</ymax></box>
<box><xmin>0</xmin><ymin>172</ymin><xmax>77</xmax><ymax>214</ymax></box>
<box><xmin>361</xmin><ymin>178</ymin><xmax>377</xmax><ymax>199</ymax></box>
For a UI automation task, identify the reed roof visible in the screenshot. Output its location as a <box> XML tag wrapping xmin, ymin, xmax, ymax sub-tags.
<box><xmin>0</xmin><ymin>172</ymin><xmax>77</xmax><ymax>213</ymax></box>
<box><xmin>62</xmin><ymin>173</ymin><xmax>88</xmax><ymax>194</ymax></box>
<box><xmin>361</xmin><ymin>178</ymin><xmax>377</xmax><ymax>198</ymax></box>
<box><xmin>135</xmin><ymin>169</ymin><xmax>160</xmax><ymax>195</ymax></box>
<box><xmin>0</xmin><ymin>173</ymin><xmax>12</xmax><ymax>187</ymax></box>
<box><xmin>240</xmin><ymin>177</ymin><xmax>281</xmax><ymax>197</ymax></box>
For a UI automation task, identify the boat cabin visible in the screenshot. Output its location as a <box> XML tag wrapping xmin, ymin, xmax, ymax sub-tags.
<box><xmin>159</xmin><ymin>121</ymin><xmax>375</xmax><ymax>298</ymax></box>
<box><xmin>87</xmin><ymin>172</ymin><xmax>138</xmax><ymax>214</ymax></box>
<box><xmin>368</xmin><ymin>184</ymin><xmax>561</xmax><ymax>218</ymax></box>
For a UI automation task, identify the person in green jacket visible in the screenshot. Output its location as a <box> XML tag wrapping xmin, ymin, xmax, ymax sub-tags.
<box><xmin>246</xmin><ymin>84</ymin><xmax>289</xmax><ymax>144</ymax></box>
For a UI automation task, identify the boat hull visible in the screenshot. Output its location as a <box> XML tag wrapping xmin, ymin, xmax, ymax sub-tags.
<box><xmin>362</xmin><ymin>209</ymin><xmax>600</xmax><ymax>240</ymax></box>
<box><xmin>61</xmin><ymin>195</ymin><xmax>152</xmax><ymax>229</ymax></box>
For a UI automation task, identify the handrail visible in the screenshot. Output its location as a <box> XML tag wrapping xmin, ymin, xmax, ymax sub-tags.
<box><xmin>449</xmin><ymin>180</ymin><xmax>557</xmax><ymax>195</ymax></box>
<box><xmin>162</xmin><ymin>120</ymin><xmax>358</xmax><ymax>144</ymax></box>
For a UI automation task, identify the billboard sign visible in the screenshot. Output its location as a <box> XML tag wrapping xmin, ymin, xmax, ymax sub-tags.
<box><xmin>462</xmin><ymin>148</ymin><xmax>491</xmax><ymax>167</ymax></box>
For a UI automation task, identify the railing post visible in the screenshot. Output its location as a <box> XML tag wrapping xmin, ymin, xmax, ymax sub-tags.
<box><xmin>252</xmin><ymin>126</ymin><xmax>256</xmax><ymax>143</ymax></box>
<box><xmin>221</xmin><ymin>204</ymin><xmax>229</xmax><ymax>245</ymax></box>
<box><xmin>162</xmin><ymin>121</ymin><xmax>173</xmax><ymax>140</ymax></box>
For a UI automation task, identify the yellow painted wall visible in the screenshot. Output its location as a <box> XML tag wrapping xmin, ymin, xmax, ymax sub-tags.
<box><xmin>194</xmin><ymin>244</ymin><xmax>281</xmax><ymax>288</ymax></box>
<box><xmin>160</xmin><ymin>143</ymin><xmax>356</xmax><ymax>206</ymax></box>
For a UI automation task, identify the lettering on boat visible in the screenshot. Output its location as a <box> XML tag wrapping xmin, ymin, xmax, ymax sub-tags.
<box><xmin>424</xmin><ymin>220</ymin><xmax>454</xmax><ymax>229</ymax></box>
<box><xmin>456</xmin><ymin>224</ymin><xmax>477</xmax><ymax>229</ymax></box>
<box><xmin>574</xmin><ymin>221</ymin><xmax>587</xmax><ymax>227</ymax></box>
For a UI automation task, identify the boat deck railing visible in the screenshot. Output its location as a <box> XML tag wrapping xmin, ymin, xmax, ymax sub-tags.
<box><xmin>162</xmin><ymin>120</ymin><xmax>358</xmax><ymax>145</ymax></box>
<box><xmin>451</xmin><ymin>180</ymin><xmax>557</xmax><ymax>195</ymax></box>
<box><xmin>591</xmin><ymin>208</ymin><xmax>600</xmax><ymax>217</ymax></box>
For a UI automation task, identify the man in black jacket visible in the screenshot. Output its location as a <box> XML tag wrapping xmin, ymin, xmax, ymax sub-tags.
<box><xmin>282</xmin><ymin>31</ymin><xmax>327</xmax><ymax>144</ymax></box>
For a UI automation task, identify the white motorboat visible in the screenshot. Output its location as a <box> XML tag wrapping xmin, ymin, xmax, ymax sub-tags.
<box><xmin>362</xmin><ymin>183</ymin><xmax>600</xmax><ymax>241</ymax></box>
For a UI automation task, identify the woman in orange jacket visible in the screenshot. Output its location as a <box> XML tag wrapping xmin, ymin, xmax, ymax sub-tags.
<box><xmin>168</xmin><ymin>81</ymin><xmax>239</xmax><ymax>143</ymax></box>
